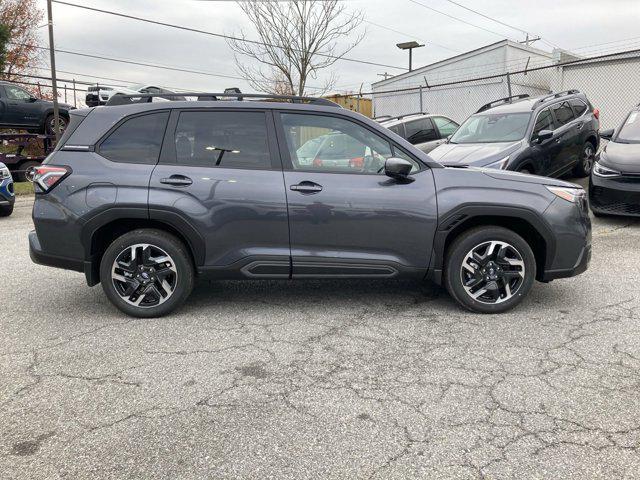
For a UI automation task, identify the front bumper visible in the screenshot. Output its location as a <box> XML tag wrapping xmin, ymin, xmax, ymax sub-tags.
<box><xmin>541</xmin><ymin>243</ymin><xmax>591</xmax><ymax>281</ymax></box>
<box><xmin>589</xmin><ymin>173</ymin><xmax>640</xmax><ymax>217</ymax></box>
<box><xmin>0</xmin><ymin>178</ymin><xmax>15</xmax><ymax>206</ymax></box>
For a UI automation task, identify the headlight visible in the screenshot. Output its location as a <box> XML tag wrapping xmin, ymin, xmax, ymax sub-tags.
<box><xmin>0</xmin><ymin>166</ymin><xmax>11</xmax><ymax>180</ymax></box>
<box><xmin>546</xmin><ymin>186</ymin><xmax>586</xmax><ymax>203</ymax></box>
<box><xmin>485</xmin><ymin>156</ymin><xmax>510</xmax><ymax>170</ymax></box>
<box><xmin>593</xmin><ymin>161</ymin><xmax>621</xmax><ymax>178</ymax></box>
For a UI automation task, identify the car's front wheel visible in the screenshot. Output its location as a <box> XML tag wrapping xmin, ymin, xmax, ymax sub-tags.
<box><xmin>99</xmin><ymin>229</ymin><xmax>194</xmax><ymax>318</ymax></box>
<box><xmin>44</xmin><ymin>114</ymin><xmax>68</xmax><ymax>135</ymax></box>
<box><xmin>0</xmin><ymin>204</ymin><xmax>13</xmax><ymax>217</ymax></box>
<box><xmin>444</xmin><ymin>226</ymin><xmax>536</xmax><ymax>313</ymax></box>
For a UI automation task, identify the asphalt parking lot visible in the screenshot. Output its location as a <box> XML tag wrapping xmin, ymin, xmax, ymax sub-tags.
<box><xmin>1</xmin><ymin>187</ymin><xmax>640</xmax><ymax>480</ymax></box>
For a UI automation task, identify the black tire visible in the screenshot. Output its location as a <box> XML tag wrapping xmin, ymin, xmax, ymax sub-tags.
<box><xmin>99</xmin><ymin>229</ymin><xmax>194</xmax><ymax>318</ymax></box>
<box><xmin>572</xmin><ymin>141</ymin><xmax>596</xmax><ymax>178</ymax></box>
<box><xmin>0</xmin><ymin>204</ymin><xmax>13</xmax><ymax>217</ymax></box>
<box><xmin>44</xmin><ymin>114</ymin><xmax>68</xmax><ymax>135</ymax></box>
<box><xmin>444</xmin><ymin>226</ymin><xmax>536</xmax><ymax>314</ymax></box>
<box><xmin>16</xmin><ymin>160</ymin><xmax>40</xmax><ymax>182</ymax></box>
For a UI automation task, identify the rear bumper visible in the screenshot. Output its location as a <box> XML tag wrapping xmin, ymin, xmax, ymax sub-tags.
<box><xmin>29</xmin><ymin>229</ymin><xmax>84</xmax><ymax>272</ymax></box>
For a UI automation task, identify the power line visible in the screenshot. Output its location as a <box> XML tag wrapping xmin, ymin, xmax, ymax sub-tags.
<box><xmin>51</xmin><ymin>0</ymin><xmax>407</xmax><ymax>71</ymax></box>
<box><xmin>440</xmin><ymin>0</ymin><xmax>561</xmax><ymax>49</ymax></box>
<box><xmin>361</xmin><ymin>19</ymin><xmax>461</xmax><ymax>54</ymax></box>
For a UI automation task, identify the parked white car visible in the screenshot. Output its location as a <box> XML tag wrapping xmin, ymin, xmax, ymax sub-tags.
<box><xmin>85</xmin><ymin>84</ymin><xmax>184</xmax><ymax>107</ymax></box>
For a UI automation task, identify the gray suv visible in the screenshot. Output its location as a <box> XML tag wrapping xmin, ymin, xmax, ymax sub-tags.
<box><xmin>29</xmin><ymin>93</ymin><xmax>591</xmax><ymax>317</ymax></box>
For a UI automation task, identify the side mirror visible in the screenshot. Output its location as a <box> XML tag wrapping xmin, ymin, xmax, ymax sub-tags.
<box><xmin>600</xmin><ymin>128</ymin><xmax>614</xmax><ymax>140</ymax></box>
<box><xmin>384</xmin><ymin>157</ymin><xmax>413</xmax><ymax>181</ymax></box>
<box><xmin>446</xmin><ymin>135</ymin><xmax>452</xmax><ymax>143</ymax></box>
<box><xmin>536</xmin><ymin>129</ymin><xmax>553</xmax><ymax>143</ymax></box>
<box><xmin>29</xmin><ymin>96</ymin><xmax>38</xmax><ymax>102</ymax></box>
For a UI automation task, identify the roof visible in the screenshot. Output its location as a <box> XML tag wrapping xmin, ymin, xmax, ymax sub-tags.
<box><xmin>373</xmin><ymin>39</ymin><xmax>553</xmax><ymax>88</ymax></box>
<box><xmin>382</xmin><ymin>113</ymin><xmax>448</xmax><ymax>127</ymax></box>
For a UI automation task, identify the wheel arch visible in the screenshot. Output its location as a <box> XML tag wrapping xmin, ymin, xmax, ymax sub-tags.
<box><xmin>428</xmin><ymin>205</ymin><xmax>555</xmax><ymax>284</ymax></box>
<box><xmin>81</xmin><ymin>212</ymin><xmax>205</xmax><ymax>286</ymax></box>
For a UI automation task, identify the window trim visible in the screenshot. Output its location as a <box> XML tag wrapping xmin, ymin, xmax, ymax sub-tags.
<box><xmin>549</xmin><ymin>100</ymin><xmax>576</xmax><ymax>127</ymax></box>
<box><xmin>158</xmin><ymin>107</ymin><xmax>282</xmax><ymax>171</ymax></box>
<box><xmin>274</xmin><ymin>109</ymin><xmax>428</xmax><ymax>176</ymax></box>
<box><xmin>96</xmin><ymin>110</ymin><xmax>170</xmax><ymax>165</ymax></box>
<box><xmin>568</xmin><ymin>98</ymin><xmax>589</xmax><ymax>118</ymax></box>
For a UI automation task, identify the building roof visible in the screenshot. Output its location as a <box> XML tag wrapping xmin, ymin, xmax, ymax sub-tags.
<box><xmin>372</xmin><ymin>39</ymin><xmax>553</xmax><ymax>88</ymax></box>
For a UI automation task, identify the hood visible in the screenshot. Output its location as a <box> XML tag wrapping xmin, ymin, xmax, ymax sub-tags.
<box><xmin>428</xmin><ymin>140</ymin><xmax>522</xmax><ymax>167</ymax></box>
<box><xmin>600</xmin><ymin>141</ymin><xmax>640</xmax><ymax>174</ymax></box>
<box><xmin>480</xmin><ymin>168</ymin><xmax>580</xmax><ymax>188</ymax></box>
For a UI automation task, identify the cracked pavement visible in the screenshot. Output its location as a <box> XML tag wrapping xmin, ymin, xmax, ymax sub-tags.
<box><xmin>1</xmin><ymin>191</ymin><xmax>640</xmax><ymax>479</ymax></box>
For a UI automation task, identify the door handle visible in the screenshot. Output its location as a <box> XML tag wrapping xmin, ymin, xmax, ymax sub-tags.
<box><xmin>576</xmin><ymin>123</ymin><xmax>584</xmax><ymax>130</ymax></box>
<box><xmin>160</xmin><ymin>175</ymin><xmax>193</xmax><ymax>187</ymax></box>
<box><xmin>290</xmin><ymin>181</ymin><xmax>323</xmax><ymax>194</ymax></box>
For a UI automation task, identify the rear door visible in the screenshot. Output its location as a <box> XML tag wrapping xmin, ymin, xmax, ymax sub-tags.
<box><xmin>148</xmin><ymin>108</ymin><xmax>290</xmax><ymax>276</ymax></box>
<box><xmin>550</xmin><ymin>101</ymin><xmax>579</xmax><ymax>173</ymax></box>
<box><xmin>275</xmin><ymin>111</ymin><xmax>438</xmax><ymax>278</ymax></box>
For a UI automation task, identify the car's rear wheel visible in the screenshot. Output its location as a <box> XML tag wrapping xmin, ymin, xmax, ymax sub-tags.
<box><xmin>0</xmin><ymin>204</ymin><xmax>13</xmax><ymax>217</ymax></box>
<box><xmin>444</xmin><ymin>227</ymin><xmax>536</xmax><ymax>313</ymax></box>
<box><xmin>16</xmin><ymin>160</ymin><xmax>39</xmax><ymax>182</ymax></box>
<box><xmin>44</xmin><ymin>114</ymin><xmax>68</xmax><ymax>135</ymax></box>
<box><xmin>572</xmin><ymin>141</ymin><xmax>595</xmax><ymax>177</ymax></box>
<box><xmin>99</xmin><ymin>229</ymin><xmax>194</xmax><ymax>318</ymax></box>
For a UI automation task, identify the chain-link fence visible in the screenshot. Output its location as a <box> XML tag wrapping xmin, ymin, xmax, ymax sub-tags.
<box><xmin>363</xmin><ymin>48</ymin><xmax>640</xmax><ymax>130</ymax></box>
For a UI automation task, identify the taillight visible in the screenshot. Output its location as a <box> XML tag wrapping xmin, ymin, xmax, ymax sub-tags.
<box><xmin>349</xmin><ymin>157</ymin><xmax>364</xmax><ymax>169</ymax></box>
<box><xmin>30</xmin><ymin>165</ymin><xmax>70</xmax><ymax>192</ymax></box>
<box><xmin>593</xmin><ymin>108</ymin><xmax>600</xmax><ymax>120</ymax></box>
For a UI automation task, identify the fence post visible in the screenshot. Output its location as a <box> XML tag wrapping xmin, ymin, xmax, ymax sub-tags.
<box><xmin>64</xmin><ymin>83</ymin><xmax>67</xmax><ymax>103</ymax></box>
<box><xmin>506</xmin><ymin>72</ymin><xmax>512</xmax><ymax>97</ymax></box>
<box><xmin>419</xmin><ymin>85</ymin><xmax>423</xmax><ymax>113</ymax></box>
<box><xmin>37</xmin><ymin>82</ymin><xmax>42</xmax><ymax>97</ymax></box>
<box><xmin>72</xmin><ymin>79</ymin><xmax>76</xmax><ymax>107</ymax></box>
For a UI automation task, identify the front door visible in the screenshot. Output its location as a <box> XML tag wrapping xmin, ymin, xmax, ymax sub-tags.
<box><xmin>276</xmin><ymin>111</ymin><xmax>438</xmax><ymax>278</ymax></box>
<box><xmin>530</xmin><ymin>107</ymin><xmax>562</xmax><ymax>176</ymax></box>
<box><xmin>2</xmin><ymin>84</ymin><xmax>42</xmax><ymax>127</ymax></box>
<box><xmin>148</xmin><ymin>109</ymin><xmax>290</xmax><ymax>277</ymax></box>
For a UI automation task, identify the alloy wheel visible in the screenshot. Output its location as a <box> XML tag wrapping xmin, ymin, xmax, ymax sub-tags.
<box><xmin>460</xmin><ymin>240</ymin><xmax>525</xmax><ymax>304</ymax></box>
<box><xmin>111</xmin><ymin>243</ymin><xmax>178</xmax><ymax>308</ymax></box>
<box><xmin>583</xmin><ymin>144</ymin><xmax>595</xmax><ymax>172</ymax></box>
<box><xmin>49</xmin><ymin>116</ymin><xmax>67</xmax><ymax>134</ymax></box>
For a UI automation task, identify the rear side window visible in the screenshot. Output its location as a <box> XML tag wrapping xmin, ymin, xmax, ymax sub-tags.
<box><xmin>404</xmin><ymin>118</ymin><xmax>437</xmax><ymax>144</ymax></box>
<box><xmin>99</xmin><ymin>111</ymin><xmax>169</xmax><ymax>164</ymax></box>
<box><xmin>388</xmin><ymin>124</ymin><xmax>405</xmax><ymax>138</ymax></box>
<box><xmin>569</xmin><ymin>99</ymin><xmax>588</xmax><ymax>117</ymax></box>
<box><xmin>174</xmin><ymin>111</ymin><xmax>271</xmax><ymax>169</ymax></box>
<box><xmin>551</xmin><ymin>102</ymin><xmax>575</xmax><ymax>126</ymax></box>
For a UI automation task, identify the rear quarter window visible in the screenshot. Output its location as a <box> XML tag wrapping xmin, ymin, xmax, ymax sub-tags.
<box><xmin>98</xmin><ymin>111</ymin><xmax>169</xmax><ymax>164</ymax></box>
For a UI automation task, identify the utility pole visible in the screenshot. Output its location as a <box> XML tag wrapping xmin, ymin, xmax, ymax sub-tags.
<box><xmin>46</xmin><ymin>0</ymin><xmax>60</xmax><ymax>142</ymax></box>
<box><xmin>377</xmin><ymin>72</ymin><xmax>392</xmax><ymax>81</ymax></box>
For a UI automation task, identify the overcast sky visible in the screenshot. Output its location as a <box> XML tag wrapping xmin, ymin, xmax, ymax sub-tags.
<box><xmin>37</xmin><ymin>0</ymin><xmax>640</xmax><ymax>96</ymax></box>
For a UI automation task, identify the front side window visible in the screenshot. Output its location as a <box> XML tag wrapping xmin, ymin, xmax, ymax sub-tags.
<box><xmin>404</xmin><ymin>118</ymin><xmax>437</xmax><ymax>144</ymax></box>
<box><xmin>174</xmin><ymin>111</ymin><xmax>271</xmax><ymax>169</ymax></box>
<box><xmin>532</xmin><ymin>108</ymin><xmax>554</xmax><ymax>139</ymax></box>
<box><xmin>552</xmin><ymin>102</ymin><xmax>575</xmax><ymax>126</ymax></box>
<box><xmin>5</xmin><ymin>85</ymin><xmax>32</xmax><ymax>101</ymax></box>
<box><xmin>432</xmin><ymin>116</ymin><xmax>459</xmax><ymax>137</ymax></box>
<box><xmin>450</xmin><ymin>112</ymin><xmax>531</xmax><ymax>144</ymax></box>
<box><xmin>282</xmin><ymin>113</ymin><xmax>418</xmax><ymax>174</ymax></box>
<box><xmin>617</xmin><ymin>110</ymin><xmax>640</xmax><ymax>143</ymax></box>
<box><xmin>99</xmin><ymin>111</ymin><xmax>169</xmax><ymax>164</ymax></box>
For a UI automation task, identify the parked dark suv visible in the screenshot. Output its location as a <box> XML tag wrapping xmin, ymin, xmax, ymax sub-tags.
<box><xmin>0</xmin><ymin>81</ymin><xmax>74</xmax><ymax>134</ymax></box>
<box><xmin>29</xmin><ymin>93</ymin><xmax>591</xmax><ymax>317</ymax></box>
<box><xmin>428</xmin><ymin>91</ymin><xmax>600</xmax><ymax>178</ymax></box>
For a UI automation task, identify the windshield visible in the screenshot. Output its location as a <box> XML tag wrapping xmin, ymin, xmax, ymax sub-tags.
<box><xmin>450</xmin><ymin>112</ymin><xmax>531</xmax><ymax>144</ymax></box>
<box><xmin>617</xmin><ymin>111</ymin><xmax>640</xmax><ymax>143</ymax></box>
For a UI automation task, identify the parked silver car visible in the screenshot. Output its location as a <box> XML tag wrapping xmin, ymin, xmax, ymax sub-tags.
<box><xmin>378</xmin><ymin>113</ymin><xmax>460</xmax><ymax>154</ymax></box>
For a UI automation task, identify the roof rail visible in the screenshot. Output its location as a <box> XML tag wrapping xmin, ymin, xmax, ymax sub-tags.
<box><xmin>476</xmin><ymin>94</ymin><xmax>530</xmax><ymax>114</ymax></box>
<box><xmin>373</xmin><ymin>115</ymin><xmax>393</xmax><ymax>121</ymax></box>
<box><xmin>105</xmin><ymin>91</ymin><xmax>340</xmax><ymax>107</ymax></box>
<box><xmin>531</xmin><ymin>89</ymin><xmax>581</xmax><ymax>110</ymax></box>
<box><xmin>378</xmin><ymin>111</ymin><xmax>429</xmax><ymax>123</ymax></box>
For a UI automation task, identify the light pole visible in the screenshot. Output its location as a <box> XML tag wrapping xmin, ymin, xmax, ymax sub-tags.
<box><xmin>396</xmin><ymin>41</ymin><xmax>424</xmax><ymax>72</ymax></box>
<box><xmin>46</xmin><ymin>0</ymin><xmax>60</xmax><ymax>142</ymax></box>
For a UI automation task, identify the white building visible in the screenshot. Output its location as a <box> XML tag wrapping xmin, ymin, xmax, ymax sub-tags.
<box><xmin>372</xmin><ymin>39</ymin><xmax>640</xmax><ymax>129</ymax></box>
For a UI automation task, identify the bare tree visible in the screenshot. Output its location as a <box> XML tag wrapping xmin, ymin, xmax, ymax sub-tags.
<box><xmin>227</xmin><ymin>0</ymin><xmax>364</xmax><ymax>96</ymax></box>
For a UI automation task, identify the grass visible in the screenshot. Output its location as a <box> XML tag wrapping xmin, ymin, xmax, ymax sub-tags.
<box><xmin>13</xmin><ymin>182</ymin><xmax>34</xmax><ymax>196</ymax></box>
